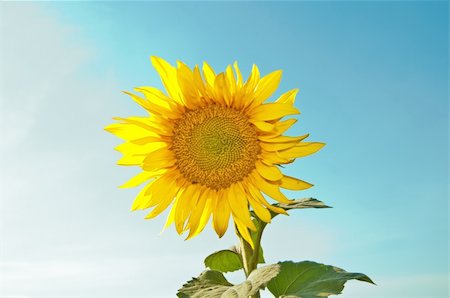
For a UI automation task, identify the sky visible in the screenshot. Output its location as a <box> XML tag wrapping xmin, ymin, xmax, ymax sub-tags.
<box><xmin>0</xmin><ymin>1</ymin><xmax>448</xmax><ymax>298</ymax></box>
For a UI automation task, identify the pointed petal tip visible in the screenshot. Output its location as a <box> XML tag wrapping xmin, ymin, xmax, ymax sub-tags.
<box><xmin>185</xmin><ymin>233</ymin><xmax>194</xmax><ymax>241</ymax></box>
<box><xmin>217</xmin><ymin>231</ymin><xmax>226</xmax><ymax>238</ymax></box>
<box><xmin>103</xmin><ymin>126</ymin><xmax>112</xmax><ymax>133</ymax></box>
<box><xmin>149</xmin><ymin>55</ymin><xmax>160</xmax><ymax>63</ymax></box>
<box><xmin>248</xmin><ymin>222</ymin><xmax>257</xmax><ymax>232</ymax></box>
<box><xmin>315</xmin><ymin>142</ymin><xmax>327</xmax><ymax>151</ymax></box>
<box><xmin>274</xmin><ymin>69</ymin><xmax>283</xmax><ymax>76</ymax></box>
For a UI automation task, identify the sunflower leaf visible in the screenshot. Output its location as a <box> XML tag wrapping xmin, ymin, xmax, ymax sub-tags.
<box><xmin>204</xmin><ymin>249</ymin><xmax>243</xmax><ymax>273</ymax></box>
<box><xmin>178</xmin><ymin>264</ymin><xmax>281</xmax><ymax>298</ymax></box>
<box><xmin>267</xmin><ymin>261</ymin><xmax>375</xmax><ymax>298</ymax></box>
<box><xmin>274</xmin><ymin>197</ymin><xmax>331</xmax><ymax>212</ymax></box>
<box><xmin>177</xmin><ymin>270</ymin><xmax>233</xmax><ymax>298</ymax></box>
<box><xmin>204</xmin><ymin>247</ymin><xmax>265</xmax><ymax>273</ymax></box>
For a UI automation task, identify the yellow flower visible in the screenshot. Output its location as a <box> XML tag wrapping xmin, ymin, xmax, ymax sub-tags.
<box><xmin>105</xmin><ymin>57</ymin><xmax>324</xmax><ymax>246</ymax></box>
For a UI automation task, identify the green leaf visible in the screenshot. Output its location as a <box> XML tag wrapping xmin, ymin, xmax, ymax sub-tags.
<box><xmin>178</xmin><ymin>264</ymin><xmax>280</xmax><ymax>298</ymax></box>
<box><xmin>176</xmin><ymin>270</ymin><xmax>233</xmax><ymax>298</ymax></box>
<box><xmin>204</xmin><ymin>249</ymin><xmax>243</xmax><ymax>273</ymax></box>
<box><xmin>267</xmin><ymin>261</ymin><xmax>375</xmax><ymax>298</ymax></box>
<box><xmin>204</xmin><ymin>246</ymin><xmax>265</xmax><ymax>273</ymax></box>
<box><xmin>275</xmin><ymin>198</ymin><xmax>332</xmax><ymax>211</ymax></box>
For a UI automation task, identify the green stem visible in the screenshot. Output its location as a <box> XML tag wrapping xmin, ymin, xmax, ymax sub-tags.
<box><xmin>239</xmin><ymin>234</ymin><xmax>253</xmax><ymax>277</ymax></box>
<box><xmin>237</xmin><ymin>219</ymin><xmax>267</xmax><ymax>298</ymax></box>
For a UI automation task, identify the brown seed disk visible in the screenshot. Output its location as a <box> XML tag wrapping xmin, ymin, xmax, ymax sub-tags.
<box><xmin>171</xmin><ymin>105</ymin><xmax>260</xmax><ymax>190</ymax></box>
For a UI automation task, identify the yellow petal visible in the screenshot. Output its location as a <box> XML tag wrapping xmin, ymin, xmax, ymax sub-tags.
<box><xmin>137</xmin><ymin>171</ymin><xmax>178</xmax><ymax>210</ymax></box>
<box><xmin>142</xmin><ymin>158</ymin><xmax>175</xmax><ymax>171</ymax></box>
<box><xmin>174</xmin><ymin>184</ymin><xmax>200</xmax><ymax>234</ymax></box>
<box><xmin>244</xmin><ymin>179</ymin><xmax>287</xmax><ymax>215</ymax></box>
<box><xmin>245</xmin><ymin>64</ymin><xmax>260</xmax><ymax>92</ymax></box>
<box><xmin>187</xmin><ymin>190</ymin><xmax>215</xmax><ymax>239</ymax></box>
<box><xmin>105</xmin><ymin>122</ymin><xmax>158</xmax><ymax>142</ymax></box>
<box><xmin>185</xmin><ymin>191</ymin><xmax>207</xmax><ymax>235</ymax></box>
<box><xmin>278</xmin><ymin>142</ymin><xmax>326</xmax><ymax>159</ymax></box>
<box><xmin>150</xmin><ymin>56</ymin><xmax>183</xmax><ymax>104</ymax></box>
<box><xmin>196</xmin><ymin>195</ymin><xmax>215</xmax><ymax>235</ymax></box>
<box><xmin>251</xmin><ymin>70</ymin><xmax>282</xmax><ymax>107</ymax></box>
<box><xmin>276</xmin><ymin>89</ymin><xmax>299</xmax><ymax>105</ymax></box>
<box><xmin>133</xmin><ymin>87</ymin><xmax>181</xmax><ymax>117</ymax></box>
<box><xmin>202</xmin><ymin>61</ymin><xmax>216</xmax><ymax>87</ymax></box>
<box><xmin>193</xmin><ymin>65</ymin><xmax>208</xmax><ymax>101</ymax></box>
<box><xmin>115</xmin><ymin>141</ymin><xmax>167</xmax><ymax>155</ymax></box>
<box><xmin>274</xmin><ymin>119</ymin><xmax>297</xmax><ymax>135</ymax></box>
<box><xmin>142</xmin><ymin>148</ymin><xmax>176</xmax><ymax>171</ymax></box>
<box><xmin>131</xmin><ymin>181</ymin><xmax>154</xmax><ymax>211</ymax></box>
<box><xmin>138</xmin><ymin>89</ymin><xmax>180</xmax><ymax>113</ymax></box>
<box><xmin>131</xmin><ymin>135</ymin><xmax>167</xmax><ymax>145</ymax></box>
<box><xmin>163</xmin><ymin>198</ymin><xmax>178</xmax><ymax>230</ymax></box>
<box><xmin>247</xmin><ymin>193</ymin><xmax>271</xmax><ymax>223</ymax></box>
<box><xmin>249</xmin><ymin>103</ymin><xmax>300</xmax><ymax>121</ymax></box>
<box><xmin>255</xmin><ymin>160</ymin><xmax>283</xmax><ymax>181</ymax></box>
<box><xmin>225</xmin><ymin>65</ymin><xmax>237</xmax><ymax>94</ymax></box>
<box><xmin>260</xmin><ymin>151</ymin><xmax>291</xmax><ymax>165</ymax></box>
<box><xmin>122</xmin><ymin>91</ymin><xmax>153</xmax><ymax>115</ymax></box>
<box><xmin>251</xmin><ymin>121</ymin><xmax>276</xmax><ymax>133</ymax></box>
<box><xmin>124</xmin><ymin>90</ymin><xmax>175</xmax><ymax>118</ymax></box>
<box><xmin>234</xmin><ymin>217</ymin><xmax>254</xmax><ymax>248</ymax></box>
<box><xmin>117</xmin><ymin>154</ymin><xmax>146</xmax><ymax>166</ymax></box>
<box><xmin>232</xmin><ymin>61</ymin><xmax>246</xmax><ymax>109</ymax></box>
<box><xmin>213</xmin><ymin>73</ymin><xmax>227</xmax><ymax>105</ymax></box>
<box><xmin>145</xmin><ymin>177</ymin><xmax>184</xmax><ymax>219</ymax></box>
<box><xmin>112</xmin><ymin>116</ymin><xmax>168</xmax><ymax>137</ymax></box>
<box><xmin>250</xmin><ymin>171</ymin><xmax>291</xmax><ymax>204</ymax></box>
<box><xmin>260</xmin><ymin>141</ymin><xmax>299</xmax><ymax>152</ymax></box>
<box><xmin>120</xmin><ymin>169</ymin><xmax>165</xmax><ymax>188</ymax></box>
<box><xmin>212</xmin><ymin>191</ymin><xmax>231</xmax><ymax>238</ymax></box>
<box><xmin>224</xmin><ymin>65</ymin><xmax>236</xmax><ymax>106</ymax></box>
<box><xmin>233</xmin><ymin>61</ymin><xmax>243</xmax><ymax>87</ymax></box>
<box><xmin>228</xmin><ymin>184</ymin><xmax>256</xmax><ymax>231</ymax></box>
<box><xmin>259</xmin><ymin>134</ymin><xmax>309</xmax><ymax>143</ymax></box>
<box><xmin>176</xmin><ymin>61</ymin><xmax>198</xmax><ymax>109</ymax></box>
<box><xmin>280</xmin><ymin>175</ymin><xmax>313</xmax><ymax>191</ymax></box>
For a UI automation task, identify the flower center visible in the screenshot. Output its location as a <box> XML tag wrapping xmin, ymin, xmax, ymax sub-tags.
<box><xmin>171</xmin><ymin>105</ymin><xmax>260</xmax><ymax>190</ymax></box>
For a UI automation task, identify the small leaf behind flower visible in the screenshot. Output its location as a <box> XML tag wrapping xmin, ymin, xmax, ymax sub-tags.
<box><xmin>204</xmin><ymin>249</ymin><xmax>243</xmax><ymax>273</ymax></box>
<box><xmin>204</xmin><ymin>246</ymin><xmax>265</xmax><ymax>273</ymax></box>
<box><xmin>177</xmin><ymin>264</ymin><xmax>280</xmax><ymax>298</ymax></box>
<box><xmin>267</xmin><ymin>261</ymin><xmax>375</xmax><ymax>298</ymax></box>
<box><xmin>276</xmin><ymin>197</ymin><xmax>332</xmax><ymax>210</ymax></box>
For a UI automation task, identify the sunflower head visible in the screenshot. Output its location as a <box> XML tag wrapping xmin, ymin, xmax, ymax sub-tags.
<box><xmin>105</xmin><ymin>57</ymin><xmax>324</xmax><ymax>246</ymax></box>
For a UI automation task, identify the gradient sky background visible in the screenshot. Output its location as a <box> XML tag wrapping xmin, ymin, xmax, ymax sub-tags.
<box><xmin>0</xmin><ymin>1</ymin><xmax>448</xmax><ymax>298</ymax></box>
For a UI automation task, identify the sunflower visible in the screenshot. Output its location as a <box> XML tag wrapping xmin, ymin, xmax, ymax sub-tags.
<box><xmin>105</xmin><ymin>57</ymin><xmax>324</xmax><ymax>246</ymax></box>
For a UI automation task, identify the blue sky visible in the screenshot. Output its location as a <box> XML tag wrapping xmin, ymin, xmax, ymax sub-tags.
<box><xmin>0</xmin><ymin>1</ymin><xmax>448</xmax><ymax>297</ymax></box>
